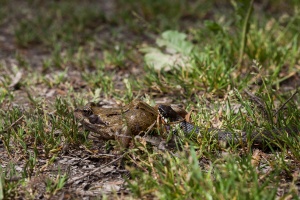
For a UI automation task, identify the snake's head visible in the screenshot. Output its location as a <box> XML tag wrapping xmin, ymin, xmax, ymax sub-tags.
<box><xmin>158</xmin><ymin>104</ymin><xmax>181</xmax><ymax>123</ymax></box>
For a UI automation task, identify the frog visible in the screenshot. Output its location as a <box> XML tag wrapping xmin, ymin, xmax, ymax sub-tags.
<box><xmin>74</xmin><ymin>101</ymin><xmax>159</xmax><ymax>148</ymax></box>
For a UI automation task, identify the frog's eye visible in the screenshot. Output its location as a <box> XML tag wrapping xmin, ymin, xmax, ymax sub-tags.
<box><xmin>89</xmin><ymin>114</ymin><xmax>106</xmax><ymax>125</ymax></box>
<box><xmin>83</xmin><ymin>109</ymin><xmax>93</xmax><ymax>116</ymax></box>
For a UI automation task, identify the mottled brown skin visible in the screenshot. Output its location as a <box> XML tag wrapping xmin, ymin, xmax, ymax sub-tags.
<box><xmin>74</xmin><ymin>101</ymin><xmax>158</xmax><ymax>147</ymax></box>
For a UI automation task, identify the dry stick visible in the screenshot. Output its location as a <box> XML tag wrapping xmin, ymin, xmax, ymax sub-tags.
<box><xmin>143</xmin><ymin>120</ymin><xmax>157</xmax><ymax>136</ymax></box>
<box><xmin>0</xmin><ymin>115</ymin><xmax>24</xmax><ymax>159</ymax></box>
<box><xmin>273</xmin><ymin>89</ymin><xmax>299</xmax><ymax>117</ymax></box>
<box><xmin>66</xmin><ymin>152</ymin><xmax>127</xmax><ymax>185</ymax></box>
<box><xmin>2</xmin><ymin>115</ymin><xmax>24</xmax><ymax>133</ymax></box>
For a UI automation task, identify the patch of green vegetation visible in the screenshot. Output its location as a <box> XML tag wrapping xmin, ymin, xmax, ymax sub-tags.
<box><xmin>82</xmin><ymin>68</ymin><xmax>115</xmax><ymax>98</ymax></box>
<box><xmin>0</xmin><ymin>163</ymin><xmax>21</xmax><ymax>199</ymax></box>
<box><xmin>14</xmin><ymin>1</ymin><xmax>106</xmax><ymax>48</ymax></box>
<box><xmin>45</xmin><ymin>171</ymin><xmax>68</xmax><ymax>198</ymax></box>
<box><xmin>126</xmin><ymin>85</ymin><xmax>300</xmax><ymax>199</ymax></box>
<box><xmin>0</xmin><ymin>0</ymin><xmax>8</xmax><ymax>25</ymax></box>
<box><xmin>0</xmin><ymin>0</ymin><xmax>299</xmax><ymax>199</ymax></box>
<box><xmin>0</xmin><ymin>98</ymin><xmax>86</xmax><ymax>155</ymax></box>
<box><xmin>117</xmin><ymin>0</ymin><xmax>211</xmax><ymax>32</ymax></box>
<box><xmin>139</xmin><ymin>2</ymin><xmax>299</xmax><ymax>96</ymax></box>
<box><xmin>0</xmin><ymin>83</ymin><xmax>14</xmax><ymax>105</ymax></box>
<box><xmin>0</xmin><ymin>96</ymin><xmax>88</xmax><ymax>198</ymax></box>
<box><xmin>128</xmin><ymin>148</ymin><xmax>281</xmax><ymax>199</ymax></box>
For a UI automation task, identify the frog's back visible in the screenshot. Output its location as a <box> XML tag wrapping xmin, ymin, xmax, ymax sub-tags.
<box><xmin>124</xmin><ymin>108</ymin><xmax>157</xmax><ymax>135</ymax></box>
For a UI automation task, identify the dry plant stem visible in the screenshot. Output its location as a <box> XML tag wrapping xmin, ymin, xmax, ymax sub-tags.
<box><xmin>127</xmin><ymin>155</ymin><xmax>149</xmax><ymax>173</ymax></box>
<box><xmin>259</xmin><ymin>168</ymin><xmax>273</xmax><ymax>182</ymax></box>
<box><xmin>143</xmin><ymin>120</ymin><xmax>157</xmax><ymax>135</ymax></box>
<box><xmin>273</xmin><ymin>89</ymin><xmax>299</xmax><ymax>117</ymax></box>
<box><xmin>66</xmin><ymin>152</ymin><xmax>127</xmax><ymax>185</ymax></box>
<box><xmin>2</xmin><ymin>115</ymin><xmax>24</xmax><ymax>133</ymax></box>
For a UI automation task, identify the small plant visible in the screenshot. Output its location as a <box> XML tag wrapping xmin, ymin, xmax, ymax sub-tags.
<box><xmin>45</xmin><ymin>172</ymin><xmax>68</xmax><ymax>198</ymax></box>
<box><xmin>54</xmin><ymin>98</ymin><xmax>88</xmax><ymax>146</ymax></box>
<box><xmin>0</xmin><ymin>164</ymin><xmax>21</xmax><ymax>199</ymax></box>
<box><xmin>82</xmin><ymin>69</ymin><xmax>115</xmax><ymax>97</ymax></box>
<box><xmin>127</xmin><ymin>148</ymin><xmax>280</xmax><ymax>199</ymax></box>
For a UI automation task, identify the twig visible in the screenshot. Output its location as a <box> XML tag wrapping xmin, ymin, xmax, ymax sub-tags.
<box><xmin>143</xmin><ymin>120</ymin><xmax>157</xmax><ymax>135</ymax></box>
<box><xmin>1</xmin><ymin>115</ymin><xmax>24</xmax><ymax>133</ymax></box>
<box><xmin>66</xmin><ymin>152</ymin><xmax>127</xmax><ymax>185</ymax></box>
<box><xmin>273</xmin><ymin>89</ymin><xmax>299</xmax><ymax>117</ymax></box>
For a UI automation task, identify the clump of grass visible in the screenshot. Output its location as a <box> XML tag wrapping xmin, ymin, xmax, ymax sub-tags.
<box><xmin>82</xmin><ymin>68</ymin><xmax>115</xmax><ymax>98</ymax></box>
<box><xmin>0</xmin><ymin>97</ymin><xmax>87</xmax><ymax>159</ymax></box>
<box><xmin>140</xmin><ymin>1</ymin><xmax>299</xmax><ymax>97</ymax></box>
<box><xmin>44</xmin><ymin>171</ymin><xmax>68</xmax><ymax>199</ymax></box>
<box><xmin>127</xmin><ymin>148</ymin><xmax>284</xmax><ymax>199</ymax></box>
<box><xmin>14</xmin><ymin>1</ymin><xmax>106</xmax><ymax>48</ymax></box>
<box><xmin>0</xmin><ymin>164</ymin><xmax>21</xmax><ymax>199</ymax></box>
<box><xmin>0</xmin><ymin>97</ymin><xmax>88</xmax><ymax>198</ymax></box>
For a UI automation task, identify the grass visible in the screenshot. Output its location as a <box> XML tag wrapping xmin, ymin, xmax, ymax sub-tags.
<box><xmin>0</xmin><ymin>0</ymin><xmax>299</xmax><ymax>199</ymax></box>
<box><xmin>127</xmin><ymin>148</ymin><xmax>283</xmax><ymax>199</ymax></box>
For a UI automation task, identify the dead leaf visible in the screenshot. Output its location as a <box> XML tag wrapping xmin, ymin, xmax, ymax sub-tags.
<box><xmin>251</xmin><ymin>149</ymin><xmax>261</xmax><ymax>168</ymax></box>
<box><xmin>9</xmin><ymin>70</ymin><xmax>23</xmax><ymax>89</ymax></box>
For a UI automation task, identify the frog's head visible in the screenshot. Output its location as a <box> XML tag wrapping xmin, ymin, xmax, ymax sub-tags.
<box><xmin>74</xmin><ymin>104</ymin><xmax>107</xmax><ymax>126</ymax></box>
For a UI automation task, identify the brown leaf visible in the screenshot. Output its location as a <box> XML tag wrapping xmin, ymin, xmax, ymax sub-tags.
<box><xmin>9</xmin><ymin>70</ymin><xmax>23</xmax><ymax>89</ymax></box>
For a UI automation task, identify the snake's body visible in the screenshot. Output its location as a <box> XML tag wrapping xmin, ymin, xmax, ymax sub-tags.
<box><xmin>158</xmin><ymin>104</ymin><xmax>298</xmax><ymax>148</ymax></box>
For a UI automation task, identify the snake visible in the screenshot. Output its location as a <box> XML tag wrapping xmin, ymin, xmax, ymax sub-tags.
<box><xmin>157</xmin><ymin>104</ymin><xmax>298</xmax><ymax>148</ymax></box>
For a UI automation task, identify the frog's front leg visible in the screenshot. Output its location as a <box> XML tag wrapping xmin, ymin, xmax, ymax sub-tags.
<box><xmin>114</xmin><ymin>124</ymin><xmax>132</xmax><ymax>148</ymax></box>
<box><xmin>81</xmin><ymin>121</ymin><xmax>115</xmax><ymax>140</ymax></box>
